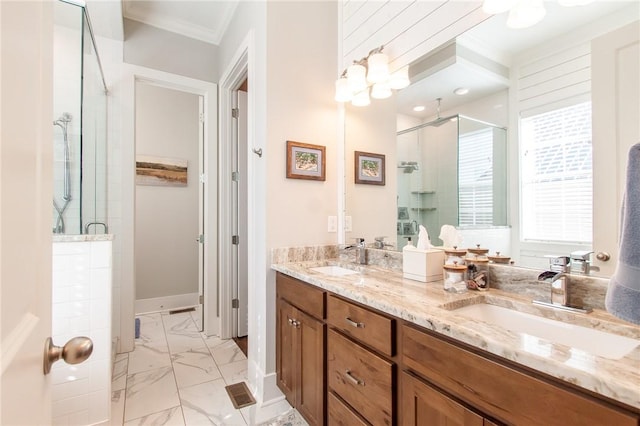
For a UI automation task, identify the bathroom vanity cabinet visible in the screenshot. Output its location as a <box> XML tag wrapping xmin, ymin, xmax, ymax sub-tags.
<box><xmin>276</xmin><ymin>274</ymin><xmax>326</xmax><ymax>426</ymax></box>
<box><xmin>275</xmin><ymin>272</ymin><xmax>640</xmax><ymax>426</ymax></box>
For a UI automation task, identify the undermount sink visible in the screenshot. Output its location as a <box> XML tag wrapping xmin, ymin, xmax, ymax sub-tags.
<box><xmin>452</xmin><ymin>303</ymin><xmax>640</xmax><ymax>360</ymax></box>
<box><xmin>309</xmin><ymin>265</ymin><xmax>359</xmax><ymax>277</ymax></box>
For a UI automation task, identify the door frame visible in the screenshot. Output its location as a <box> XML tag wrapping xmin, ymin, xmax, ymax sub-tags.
<box><xmin>121</xmin><ymin>64</ymin><xmax>218</xmax><ymax>351</ymax></box>
<box><xmin>219</xmin><ymin>33</ymin><xmax>253</xmax><ymax>339</ymax></box>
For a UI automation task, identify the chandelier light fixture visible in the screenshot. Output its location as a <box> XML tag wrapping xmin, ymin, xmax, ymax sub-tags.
<box><xmin>335</xmin><ymin>46</ymin><xmax>410</xmax><ymax>106</ymax></box>
<box><xmin>483</xmin><ymin>0</ymin><xmax>594</xmax><ymax>29</ymax></box>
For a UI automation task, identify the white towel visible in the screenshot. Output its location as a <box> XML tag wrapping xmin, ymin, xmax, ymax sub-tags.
<box><xmin>605</xmin><ymin>143</ymin><xmax>640</xmax><ymax>325</ymax></box>
<box><xmin>439</xmin><ymin>224</ymin><xmax>463</xmax><ymax>248</ymax></box>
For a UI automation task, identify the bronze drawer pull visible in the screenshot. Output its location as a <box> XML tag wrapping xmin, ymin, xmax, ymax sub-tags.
<box><xmin>345</xmin><ymin>317</ymin><xmax>365</xmax><ymax>328</ymax></box>
<box><xmin>345</xmin><ymin>370</ymin><xmax>365</xmax><ymax>386</ymax></box>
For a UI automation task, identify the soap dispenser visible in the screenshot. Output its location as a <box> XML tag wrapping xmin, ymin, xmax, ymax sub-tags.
<box><xmin>403</xmin><ymin>237</ymin><xmax>415</xmax><ymax>252</ymax></box>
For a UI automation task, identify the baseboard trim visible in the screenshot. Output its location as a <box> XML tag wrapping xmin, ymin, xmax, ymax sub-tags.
<box><xmin>135</xmin><ymin>293</ymin><xmax>199</xmax><ymax>315</ymax></box>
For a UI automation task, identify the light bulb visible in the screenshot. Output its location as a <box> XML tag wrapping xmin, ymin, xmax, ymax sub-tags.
<box><xmin>507</xmin><ymin>0</ymin><xmax>546</xmax><ymax>29</ymax></box>
<box><xmin>347</xmin><ymin>64</ymin><xmax>367</xmax><ymax>93</ymax></box>
<box><xmin>334</xmin><ymin>78</ymin><xmax>352</xmax><ymax>102</ymax></box>
<box><xmin>389</xmin><ymin>66</ymin><xmax>410</xmax><ymax>90</ymax></box>
<box><xmin>371</xmin><ymin>82</ymin><xmax>392</xmax><ymax>99</ymax></box>
<box><xmin>366</xmin><ymin>53</ymin><xmax>390</xmax><ymax>84</ymax></box>
<box><xmin>352</xmin><ymin>89</ymin><xmax>371</xmax><ymax>107</ymax></box>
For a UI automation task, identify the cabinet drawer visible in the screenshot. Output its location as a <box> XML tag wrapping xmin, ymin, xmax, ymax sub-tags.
<box><xmin>327</xmin><ymin>295</ymin><xmax>394</xmax><ymax>356</ymax></box>
<box><xmin>276</xmin><ymin>272</ymin><xmax>325</xmax><ymax>319</ymax></box>
<box><xmin>328</xmin><ymin>392</ymin><xmax>369</xmax><ymax>426</ymax></box>
<box><xmin>328</xmin><ymin>329</ymin><xmax>394</xmax><ymax>426</ymax></box>
<box><xmin>402</xmin><ymin>324</ymin><xmax>639</xmax><ymax>426</ymax></box>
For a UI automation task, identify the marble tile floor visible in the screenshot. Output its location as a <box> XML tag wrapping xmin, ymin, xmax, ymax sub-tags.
<box><xmin>111</xmin><ymin>311</ymin><xmax>308</xmax><ymax>426</ymax></box>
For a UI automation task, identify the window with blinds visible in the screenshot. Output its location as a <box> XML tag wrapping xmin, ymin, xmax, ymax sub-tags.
<box><xmin>459</xmin><ymin>128</ymin><xmax>494</xmax><ymax>226</ymax></box>
<box><xmin>520</xmin><ymin>101</ymin><xmax>592</xmax><ymax>243</ymax></box>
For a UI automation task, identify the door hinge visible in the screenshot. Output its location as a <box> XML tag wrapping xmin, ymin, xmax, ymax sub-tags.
<box><xmin>199</xmin><ymin>295</ymin><xmax>204</xmax><ymax>304</ymax></box>
<box><xmin>197</xmin><ymin>234</ymin><xmax>204</xmax><ymax>244</ymax></box>
<box><xmin>232</xmin><ymin>171</ymin><xmax>239</xmax><ymax>182</ymax></box>
<box><xmin>232</xmin><ymin>108</ymin><xmax>239</xmax><ymax>118</ymax></box>
<box><xmin>232</xmin><ymin>298</ymin><xmax>239</xmax><ymax>309</ymax></box>
<box><xmin>199</xmin><ymin>173</ymin><xmax>206</xmax><ymax>183</ymax></box>
<box><xmin>232</xmin><ymin>235</ymin><xmax>239</xmax><ymax>245</ymax></box>
<box><xmin>199</xmin><ymin>113</ymin><xmax>204</xmax><ymax>123</ymax></box>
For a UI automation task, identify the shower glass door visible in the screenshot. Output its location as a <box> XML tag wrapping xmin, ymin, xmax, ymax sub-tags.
<box><xmin>52</xmin><ymin>0</ymin><xmax>107</xmax><ymax>235</ymax></box>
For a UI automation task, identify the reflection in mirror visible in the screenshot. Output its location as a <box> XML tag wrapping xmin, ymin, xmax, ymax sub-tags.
<box><xmin>344</xmin><ymin>1</ymin><xmax>639</xmax><ymax>275</ymax></box>
<box><xmin>396</xmin><ymin>115</ymin><xmax>507</xmax><ymax>249</ymax></box>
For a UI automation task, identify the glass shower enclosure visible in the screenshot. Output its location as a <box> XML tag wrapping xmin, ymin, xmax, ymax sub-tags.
<box><xmin>396</xmin><ymin>115</ymin><xmax>507</xmax><ymax>248</ymax></box>
<box><xmin>53</xmin><ymin>0</ymin><xmax>108</xmax><ymax>235</ymax></box>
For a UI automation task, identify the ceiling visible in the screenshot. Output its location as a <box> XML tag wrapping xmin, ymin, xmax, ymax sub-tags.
<box><xmin>122</xmin><ymin>0</ymin><xmax>240</xmax><ymax>45</ymax></box>
<box><xmin>396</xmin><ymin>1</ymin><xmax>635</xmax><ymax>120</ymax></box>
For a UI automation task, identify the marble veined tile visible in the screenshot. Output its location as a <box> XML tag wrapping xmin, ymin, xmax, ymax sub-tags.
<box><xmin>124</xmin><ymin>366</ymin><xmax>180</xmax><ymax>422</ymax></box>
<box><xmin>207</xmin><ymin>338</ymin><xmax>247</xmax><ymax>366</ymax></box>
<box><xmin>255</xmin><ymin>409</ymin><xmax>309</xmax><ymax>426</ymax></box>
<box><xmin>218</xmin><ymin>360</ymin><xmax>248</xmax><ymax>385</ymax></box>
<box><xmin>123</xmin><ymin>406</ymin><xmax>184</xmax><ymax>426</ymax></box>
<box><xmin>128</xmin><ymin>341</ymin><xmax>172</xmax><ymax>375</ymax></box>
<box><xmin>112</xmin><ymin>354</ymin><xmax>129</xmax><ymax>391</ymax></box>
<box><xmin>171</xmin><ymin>348</ymin><xmax>222</xmax><ymax>389</ymax></box>
<box><xmin>136</xmin><ymin>315</ymin><xmax>169</xmax><ymax>349</ymax></box>
<box><xmin>179</xmin><ymin>379</ymin><xmax>246</xmax><ymax>425</ymax></box>
<box><xmin>162</xmin><ymin>312</ymin><xmax>198</xmax><ymax>332</ymax></box>
<box><xmin>163</xmin><ymin>314</ymin><xmax>208</xmax><ymax>354</ymax></box>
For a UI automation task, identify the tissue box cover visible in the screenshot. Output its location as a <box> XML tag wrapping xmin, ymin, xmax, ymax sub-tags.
<box><xmin>403</xmin><ymin>248</ymin><xmax>445</xmax><ymax>282</ymax></box>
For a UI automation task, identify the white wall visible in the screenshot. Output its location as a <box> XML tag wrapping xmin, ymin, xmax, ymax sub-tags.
<box><xmin>124</xmin><ymin>19</ymin><xmax>219</xmax><ymax>83</ymax></box>
<box><xmin>134</xmin><ymin>84</ymin><xmax>200</xmax><ymax>302</ymax></box>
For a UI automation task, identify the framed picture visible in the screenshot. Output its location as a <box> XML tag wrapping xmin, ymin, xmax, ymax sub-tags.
<box><xmin>286</xmin><ymin>140</ymin><xmax>326</xmax><ymax>181</ymax></box>
<box><xmin>355</xmin><ymin>151</ymin><xmax>385</xmax><ymax>185</ymax></box>
<box><xmin>136</xmin><ymin>155</ymin><xmax>188</xmax><ymax>187</ymax></box>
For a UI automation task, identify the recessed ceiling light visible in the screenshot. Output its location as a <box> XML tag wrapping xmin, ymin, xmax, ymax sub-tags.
<box><xmin>413</xmin><ymin>105</ymin><xmax>425</xmax><ymax>112</ymax></box>
<box><xmin>454</xmin><ymin>87</ymin><xmax>469</xmax><ymax>96</ymax></box>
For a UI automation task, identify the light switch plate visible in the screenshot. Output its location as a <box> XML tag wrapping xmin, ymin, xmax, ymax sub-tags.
<box><xmin>327</xmin><ymin>216</ymin><xmax>337</xmax><ymax>232</ymax></box>
<box><xmin>345</xmin><ymin>216</ymin><xmax>353</xmax><ymax>232</ymax></box>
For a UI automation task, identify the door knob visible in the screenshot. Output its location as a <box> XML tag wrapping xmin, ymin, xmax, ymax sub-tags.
<box><xmin>596</xmin><ymin>252</ymin><xmax>611</xmax><ymax>261</ymax></box>
<box><xmin>43</xmin><ymin>336</ymin><xmax>93</xmax><ymax>375</ymax></box>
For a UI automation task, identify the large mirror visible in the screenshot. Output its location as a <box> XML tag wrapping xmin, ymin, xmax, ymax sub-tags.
<box><xmin>344</xmin><ymin>1</ymin><xmax>639</xmax><ymax>275</ymax></box>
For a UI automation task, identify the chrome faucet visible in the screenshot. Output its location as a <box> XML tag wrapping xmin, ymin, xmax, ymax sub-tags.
<box><xmin>570</xmin><ymin>250</ymin><xmax>600</xmax><ymax>275</ymax></box>
<box><xmin>343</xmin><ymin>238</ymin><xmax>367</xmax><ymax>265</ymax></box>
<box><xmin>534</xmin><ymin>255</ymin><xmax>592</xmax><ymax>313</ymax></box>
<box><xmin>374</xmin><ymin>236</ymin><xmax>393</xmax><ymax>250</ymax></box>
<box><xmin>537</xmin><ymin>270</ymin><xmax>570</xmax><ymax>306</ymax></box>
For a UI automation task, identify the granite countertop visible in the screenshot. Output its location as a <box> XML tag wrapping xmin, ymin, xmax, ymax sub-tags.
<box><xmin>271</xmin><ymin>259</ymin><xmax>640</xmax><ymax>410</ymax></box>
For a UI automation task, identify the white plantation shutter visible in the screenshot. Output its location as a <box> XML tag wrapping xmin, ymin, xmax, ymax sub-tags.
<box><xmin>459</xmin><ymin>129</ymin><xmax>493</xmax><ymax>226</ymax></box>
<box><xmin>520</xmin><ymin>101</ymin><xmax>593</xmax><ymax>243</ymax></box>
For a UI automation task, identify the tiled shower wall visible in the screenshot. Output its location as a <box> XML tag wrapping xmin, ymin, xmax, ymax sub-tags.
<box><xmin>52</xmin><ymin>238</ymin><xmax>112</xmax><ymax>425</ymax></box>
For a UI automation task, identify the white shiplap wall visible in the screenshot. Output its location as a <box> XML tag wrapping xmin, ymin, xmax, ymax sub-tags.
<box><xmin>340</xmin><ymin>0</ymin><xmax>488</xmax><ymax>72</ymax></box>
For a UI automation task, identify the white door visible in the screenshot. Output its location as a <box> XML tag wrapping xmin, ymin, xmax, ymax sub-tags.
<box><xmin>236</xmin><ymin>90</ymin><xmax>249</xmax><ymax>338</ymax></box>
<box><xmin>1</xmin><ymin>1</ymin><xmax>53</xmax><ymax>424</ymax></box>
<box><xmin>231</xmin><ymin>89</ymin><xmax>249</xmax><ymax>338</ymax></box>
<box><xmin>592</xmin><ymin>21</ymin><xmax>640</xmax><ymax>276</ymax></box>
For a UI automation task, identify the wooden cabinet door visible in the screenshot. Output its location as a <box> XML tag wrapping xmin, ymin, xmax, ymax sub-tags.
<box><xmin>401</xmin><ymin>372</ymin><xmax>483</xmax><ymax>426</ymax></box>
<box><xmin>276</xmin><ymin>298</ymin><xmax>297</xmax><ymax>406</ymax></box>
<box><xmin>298</xmin><ymin>310</ymin><xmax>326</xmax><ymax>426</ymax></box>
